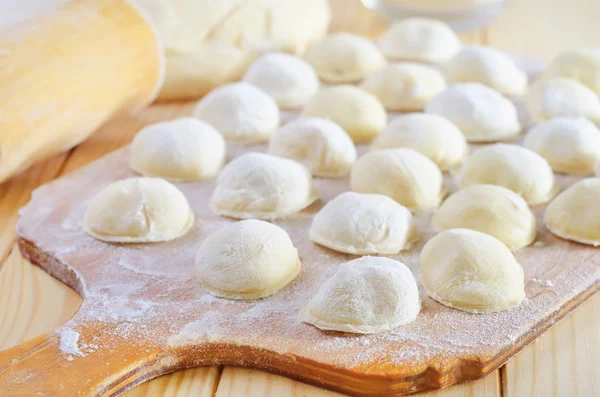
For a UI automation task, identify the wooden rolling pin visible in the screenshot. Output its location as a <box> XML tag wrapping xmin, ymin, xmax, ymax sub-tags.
<box><xmin>0</xmin><ymin>0</ymin><xmax>163</xmax><ymax>182</ymax></box>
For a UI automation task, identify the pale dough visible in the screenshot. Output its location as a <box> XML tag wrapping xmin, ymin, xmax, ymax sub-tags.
<box><xmin>309</xmin><ymin>192</ymin><xmax>418</xmax><ymax>255</ymax></box>
<box><xmin>360</xmin><ymin>63</ymin><xmax>447</xmax><ymax>111</ymax></box>
<box><xmin>84</xmin><ymin>177</ymin><xmax>193</xmax><ymax>243</ymax></box>
<box><xmin>305</xmin><ymin>32</ymin><xmax>386</xmax><ymax>83</ymax></box>
<box><xmin>129</xmin><ymin>117</ymin><xmax>226</xmax><ymax>181</ymax></box>
<box><xmin>420</xmin><ymin>229</ymin><xmax>526</xmax><ymax>313</ymax></box>
<box><xmin>377</xmin><ymin>17</ymin><xmax>460</xmax><ymax>63</ymax></box>
<box><xmin>371</xmin><ymin>113</ymin><xmax>468</xmax><ymax>170</ymax></box>
<box><xmin>195</xmin><ymin>219</ymin><xmax>301</xmax><ymax>299</ymax></box>
<box><xmin>457</xmin><ymin>144</ymin><xmax>557</xmax><ymax>205</ymax></box>
<box><xmin>523</xmin><ymin>117</ymin><xmax>600</xmax><ymax>175</ymax></box>
<box><xmin>443</xmin><ymin>46</ymin><xmax>528</xmax><ymax>96</ymax></box>
<box><xmin>268</xmin><ymin>117</ymin><xmax>357</xmax><ymax>178</ymax></box>
<box><xmin>433</xmin><ymin>184</ymin><xmax>536</xmax><ymax>250</ymax></box>
<box><xmin>192</xmin><ymin>82</ymin><xmax>280</xmax><ymax>143</ymax></box>
<box><xmin>211</xmin><ymin>152</ymin><xmax>317</xmax><ymax>220</ymax></box>
<box><xmin>243</xmin><ymin>53</ymin><xmax>320</xmax><ymax>109</ymax></box>
<box><xmin>301</xmin><ymin>256</ymin><xmax>420</xmax><ymax>334</ymax></box>
<box><xmin>544</xmin><ymin>178</ymin><xmax>600</xmax><ymax>246</ymax></box>
<box><xmin>525</xmin><ymin>77</ymin><xmax>600</xmax><ymax>124</ymax></box>
<box><xmin>425</xmin><ymin>83</ymin><xmax>521</xmax><ymax>142</ymax></box>
<box><xmin>302</xmin><ymin>85</ymin><xmax>387</xmax><ymax>143</ymax></box>
<box><xmin>351</xmin><ymin>148</ymin><xmax>445</xmax><ymax>212</ymax></box>
<box><xmin>541</xmin><ymin>48</ymin><xmax>600</xmax><ymax>96</ymax></box>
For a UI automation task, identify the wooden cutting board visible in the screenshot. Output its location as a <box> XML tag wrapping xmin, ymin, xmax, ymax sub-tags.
<box><xmin>0</xmin><ymin>60</ymin><xmax>599</xmax><ymax>397</ymax></box>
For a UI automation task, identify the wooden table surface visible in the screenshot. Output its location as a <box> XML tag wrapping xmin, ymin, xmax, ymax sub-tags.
<box><xmin>1</xmin><ymin>1</ymin><xmax>599</xmax><ymax>396</ymax></box>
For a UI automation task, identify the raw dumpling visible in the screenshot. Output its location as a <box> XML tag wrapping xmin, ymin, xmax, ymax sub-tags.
<box><xmin>130</xmin><ymin>117</ymin><xmax>226</xmax><ymax>181</ymax></box>
<box><xmin>84</xmin><ymin>178</ymin><xmax>193</xmax><ymax>243</ymax></box>
<box><xmin>377</xmin><ymin>17</ymin><xmax>460</xmax><ymax>63</ymax></box>
<box><xmin>523</xmin><ymin>117</ymin><xmax>600</xmax><ymax>175</ymax></box>
<box><xmin>195</xmin><ymin>219</ymin><xmax>300</xmax><ymax>299</ymax></box>
<box><xmin>457</xmin><ymin>144</ymin><xmax>557</xmax><ymax>205</ymax></box>
<box><xmin>212</xmin><ymin>152</ymin><xmax>317</xmax><ymax>220</ymax></box>
<box><xmin>544</xmin><ymin>178</ymin><xmax>600</xmax><ymax>246</ymax></box>
<box><xmin>302</xmin><ymin>85</ymin><xmax>387</xmax><ymax>143</ymax></box>
<box><xmin>360</xmin><ymin>63</ymin><xmax>446</xmax><ymax>111</ymax></box>
<box><xmin>305</xmin><ymin>32</ymin><xmax>386</xmax><ymax>83</ymax></box>
<box><xmin>420</xmin><ymin>229</ymin><xmax>526</xmax><ymax>313</ymax></box>
<box><xmin>192</xmin><ymin>82</ymin><xmax>279</xmax><ymax>143</ymax></box>
<box><xmin>526</xmin><ymin>78</ymin><xmax>600</xmax><ymax>124</ymax></box>
<box><xmin>268</xmin><ymin>117</ymin><xmax>356</xmax><ymax>177</ymax></box>
<box><xmin>371</xmin><ymin>113</ymin><xmax>468</xmax><ymax>170</ymax></box>
<box><xmin>433</xmin><ymin>185</ymin><xmax>536</xmax><ymax>250</ymax></box>
<box><xmin>301</xmin><ymin>256</ymin><xmax>420</xmax><ymax>334</ymax></box>
<box><xmin>243</xmin><ymin>53</ymin><xmax>319</xmax><ymax>109</ymax></box>
<box><xmin>541</xmin><ymin>49</ymin><xmax>600</xmax><ymax>95</ymax></box>
<box><xmin>309</xmin><ymin>192</ymin><xmax>418</xmax><ymax>255</ymax></box>
<box><xmin>351</xmin><ymin>148</ymin><xmax>445</xmax><ymax>211</ymax></box>
<box><xmin>425</xmin><ymin>83</ymin><xmax>521</xmax><ymax>142</ymax></box>
<box><xmin>443</xmin><ymin>46</ymin><xmax>528</xmax><ymax>96</ymax></box>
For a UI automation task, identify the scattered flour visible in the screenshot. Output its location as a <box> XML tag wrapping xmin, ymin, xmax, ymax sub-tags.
<box><xmin>58</xmin><ymin>328</ymin><xmax>85</xmax><ymax>358</ymax></box>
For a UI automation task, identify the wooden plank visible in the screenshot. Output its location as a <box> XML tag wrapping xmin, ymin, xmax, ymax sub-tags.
<box><xmin>503</xmin><ymin>293</ymin><xmax>600</xmax><ymax>397</ymax></box>
<box><xmin>123</xmin><ymin>367</ymin><xmax>222</xmax><ymax>397</ymax></box>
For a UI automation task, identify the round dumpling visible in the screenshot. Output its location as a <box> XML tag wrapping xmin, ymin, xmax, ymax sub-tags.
<box><xmin>195</xmin><ymin>219</ymin><xmax>300</xmax><ymax>299</ymax></box>
<box><xmin>129</xmin><ymin>118</ymin><xmax>225</xmax><ymax>181</ymax></box>
<box><xmin>268</xmin><ymin>117</ymin><xmax>356</xmax><ymax>177</ymax></box>
<box><xmin>544</xmin><ymin>178</ymin><xmax>600</xmax><ymax>246</ymax></box>
<box><xmin>301</xmin><ymin>256</ymin><xmax>420</xmax><ymax>334</ymax></box>
<box><xmin>433</xmin><ymin>185</ymin><xmax>536</xmax><ymax>250</ymax></box>
<box><xmin>360</xmin><ymin>63</ymin><xmax>446</xmax><ymax>111</ymax></box>
<box><xmin>212</xmin><ymin>152</ymin><xmax>317</xmax><ymax>220</ymax></box>
<box><xmin>192</xmin><ymin>82</ymin><xmax>280</xmax><ymax>143</ymax></box>
<box><xmin>243</xmin><ymin>53</ymin><xmax>319</xmax><ymax>109</ymax></box>
<box><xmin>309</xmin><ymin>192</ymin><xmax>418</xmax><ymax>255</ymax></box>
<box><xmin>420</xmin><ymin>229</ymin><xmax>526</xmax><ymax>313</ymax></box>
<box><xmin>84</xmin><ymin>178</ymin><xmax>193</xmax><ymax>243</ymax></box>
<box><xmin>377</xmin><ymin>17</ymin><xmax>460</xmax><ymax>63</ymax></box>
<box><xmin>302</xmin><ymin>85</ymin><xmax>387</xmax><ymax>143</ymax></box>
<box><xmin>457</xmin><ymin>144</ymin><xmax>557</xmax><ymax>205</ymax></box>
<box><xmin>443</xmin><ymin>46</ymin><xmax>528</xmax><ymax>96</ymax></box>
<box><xmin>425</xmin><ymin>83</ymin><xmax>521</xmax><ymax>142</ymax></box>
<box><xmin>305</xmin><ymin>32</ymin><xmax>386</xmax><ymax>83</ymax></box>
<box><xmin>351</xmin><ymin>148</ymin><xmax>445</xmax><ymax>211</ymax></box>
<box><xmin>541</xmin><ymin>49</ymin><xmax>600</xmax><ymax>95</ymax></box>
<box><xmin>523</xmin><ymin>117</ymin><xmax>600</xmax><ymax>175</ymax></box>
<box><xmin>526</xmin><ymin>78</ymin><xmax>600</xmax><ymax>124</ymax></box>
<box><xmin>371</xmin><ymin>113</ymin><xmax>468</xmax><ymax>170</ymax></box>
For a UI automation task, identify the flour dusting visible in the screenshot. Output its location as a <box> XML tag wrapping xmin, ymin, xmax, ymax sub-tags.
<box><xmin>58</xmin><ymin>328</ymin><xmax>85</xmax><ymax>358</ymax></box>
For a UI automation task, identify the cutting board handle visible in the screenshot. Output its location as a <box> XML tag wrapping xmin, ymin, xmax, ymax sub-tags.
<box><xmin>0</xmin><ymin>318</ymin><xmax>169</xmax><ymax>396</ymax></box>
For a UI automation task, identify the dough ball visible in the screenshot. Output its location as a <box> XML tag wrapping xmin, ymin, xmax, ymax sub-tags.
<box><xmin>523</xmin><ymin>117</ymin><xmax>600</xmax><ymax>175</ymax></box>
<box><xmin>433</xmin><ymin>185</ymin><xmax>536</xmax><ymax>250</ymax></box>
<box><xmin>212</xmin><ymin>152</ymin><xmax>317</xmax><ymax>220</ymax></box>
<box><xmin>360</xmin><ymin>63</ymin><xmax>447</xmax><ymax>111</ymax></box>
<box><xmin>309</xmin><ymin>192</ymin><xmax>418</xmax><ymax>255</ymax></box>
<box><xmin>457</xmin><ymin>144</ymin><xmax>557</xmax><ymax>205</ymax></box>
<box><xmin>351</xmin><ymin>148</ymin><xmax>445</xmax><ymax>212</ymax></box>
<box><xmin>443</xmin><ymin>46</ymin><xmax>528</xmax><ymax>96</ymax></box>
<box><xmin>302</xmin><ymin>85</ymin><xmax>387</xmax><ymax>143</ymax></box>
<box><xmin>425</xmin><ymin>83</ymin><xmax>521</xmax><ymax>142</ymax></box>
<box><xmin>544</xmin><ymin>178</ymin><xmax>600</xmax><ymax>246</ymax></box>
<box><xmin>130</xmin><ymin>117</ymin><xmax>225</xmax><ymax>181</ymax></box>
<box><xmin>420</xmin><ymin>229</ymin><xmax>526</xmax><ymax>313</ymax></box>
<box><xmin>192</xmin><ymin>82</ymin><xmax>280</xmax><ymax>143</ymax></box>
<box><xmin>371</xmin><ymin>113</ymin><xmax>468</xmax><ymax>170</ymax></box>
<box><xmin>195</xmin><ymin>219</ymin><xmax>300</xmax><ymax>299</ymax></box>
<box><xmin>525</xmin><ymin>77</ymin><xmax>600</xmax><ymax>124</ymax></box>
<box><xmin>301</xmin><ymin>256</ymin><xmax>420</xmax><ymax>334</ymax></box>
<box><xmin>268</xmin><ymin>117</ymin><xmax>356</xmax><ymax>177</ymax></box>
<box><xmin>84</xmin><ymin>178</ymin><xmax>193</xmax><ymax>243</ymax></box>
<box><xmin>541</xmin><ymin>48</ymin><xmax>600</xmax><ymax>95</ymax></box>
<box><xmin>243</xmin><ymin>53</ymin><xmax>319</xmax><ymax>109</ymax></box>
<box><xmin>305</xmin><ymin>32</ymin><xmax>386</xmax><ymax>83</ymax></box>
<box><xmin>377</xmin><ymin>17</ymin><xmax>460</xmax><ymax>63</ymax></box>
